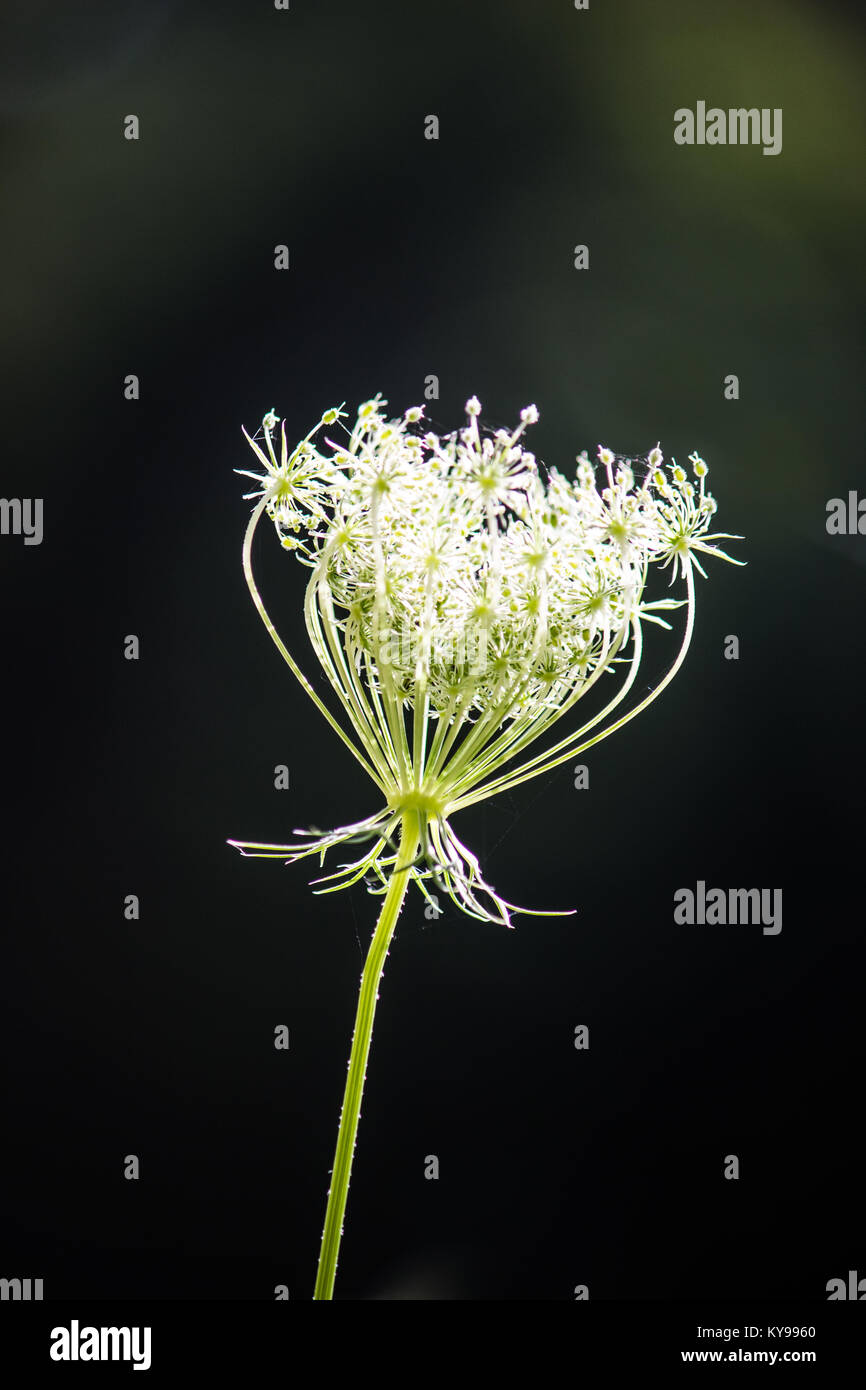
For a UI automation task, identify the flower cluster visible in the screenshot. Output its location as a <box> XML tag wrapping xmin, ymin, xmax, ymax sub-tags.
<box><xmin>231</xmin><ymin>398</ymin><xmax>742</xmax><ymax>925</ymax></box>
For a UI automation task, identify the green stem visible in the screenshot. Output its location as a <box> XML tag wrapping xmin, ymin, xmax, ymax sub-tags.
<box><xmin>313</xmin><ymin>809</ymin><xmax>421</xmax><ymax>1300</ymax></box>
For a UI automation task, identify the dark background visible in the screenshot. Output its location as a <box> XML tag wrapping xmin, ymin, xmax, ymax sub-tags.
<box><xmin>1</xmin><ymin>0</ymin><xmax>864</xmax><ymax>1300</ymax></box>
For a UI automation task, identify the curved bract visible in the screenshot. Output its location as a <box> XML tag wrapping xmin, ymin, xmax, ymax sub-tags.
<box><xmin>229</xmin><ymin>397</ymin><xmax>743</xmax><ymax>926</ymax></box>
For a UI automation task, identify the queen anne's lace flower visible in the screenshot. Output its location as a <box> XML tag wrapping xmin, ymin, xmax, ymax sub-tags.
<box><xmin>230</xmin><ymin>398</ymin><xmax>743</xmax><ymax>925</ymax></box>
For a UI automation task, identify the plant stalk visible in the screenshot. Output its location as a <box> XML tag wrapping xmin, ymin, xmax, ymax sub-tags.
<box><xmin>313</xmin><ymin>809</ymin><xmax>421</xmax><ymax>1299</ymax></box>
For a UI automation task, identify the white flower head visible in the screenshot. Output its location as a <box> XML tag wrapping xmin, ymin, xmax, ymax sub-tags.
<box><xmin>231</xmin><ymin>398</ymin><xmax>743</xmax><ymax>926</ymax></box>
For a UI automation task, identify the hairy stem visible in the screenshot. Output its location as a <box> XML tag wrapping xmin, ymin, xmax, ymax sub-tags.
<box><xmin>313</xmin><ymin>810</ymin><xmax>421</xmax><ymax>1300</ymax></box>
